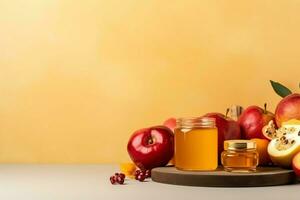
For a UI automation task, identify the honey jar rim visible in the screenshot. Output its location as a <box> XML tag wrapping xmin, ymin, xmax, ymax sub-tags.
<box><xmin>176</xmin><ymin>117</ymin><xmax>216</xmax><ymax>128</ymax></box>
<box><xmin>224</xmin><ymin>140</ymin><xmax>257</xmax><ymax>150</ymax></box>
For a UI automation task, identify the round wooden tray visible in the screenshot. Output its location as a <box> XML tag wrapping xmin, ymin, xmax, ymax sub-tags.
<box><xmin>151</xmin><ymin>166</ymin><xmax>297</xmax><ymax>187</ymax></box>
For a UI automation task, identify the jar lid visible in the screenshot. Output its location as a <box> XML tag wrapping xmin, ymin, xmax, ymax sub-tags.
<box><xmin>224</xmin><ymin>140</ymin><xmax>256</xmax><ymax>150</ymax></box>
<box><xmin>176</xmin><ymin>117</ymin><xmax>215</xmax><ymax>128</ymax></box>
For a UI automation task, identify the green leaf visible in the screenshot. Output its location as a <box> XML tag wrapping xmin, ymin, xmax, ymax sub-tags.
<box><xmin>270</xmin><ymin>80</ymin><xmax>292</xmax><ymax>98</ymax></box>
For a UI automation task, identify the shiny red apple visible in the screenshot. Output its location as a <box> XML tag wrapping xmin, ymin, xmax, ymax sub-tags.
<box><xmin>238</xmin><ymin>104</ymin><xmax>274</xmax><ymax>139</ymax></box>
<box><xmin>163</xmin><ymin>117</ymin><xmax>176</xmax><ymax>131</ymax></box>
<box><xmin>204</xmin><ymin>112</ymin><xmax>241</xmax><ymax>156</ymax></box>
<box><xmin>292</xmin><ymin>151</ymin><xmax>300</xmax><ymax>176</ymax></box>
<box><xmin>127</xmin><ymin>126</ymin><xmax>174</xmax><ymax>170</ymax></box>
<box><xmin>275</xmin><ymin>93</ymin><xmax>300</xmax><ymax>127</ymax></box>
<box><xmin>162</xmin><ymin>117</ymin><xmax>176</xmax><ymax>165</ymax></box>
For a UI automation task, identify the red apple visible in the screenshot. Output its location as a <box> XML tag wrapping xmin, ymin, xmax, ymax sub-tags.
<box><xmin>275</xmin><ymin>93</ymin><xmax>300</xmax><ymax>127</ymax></box>
<box><xmin>238</xmin><ymin>104</ymin><xmax>274</xmax><ymax>139</ymax></box>
<box><xmin>292</xmin><ymin>151</ymin><xmax>300</xmax><ymax>176</ymax></box>
<box><xmin>203</xmin><ymin>112</ymin><xmax>241</xmax><ymax>156</ymax></box>
<box><xmin>163</xmin><ymin>117</ymin><xmax>176</xmax><ymax>131</ymax></box>
<box><xmin>127</xmin><ymin>126</ymin><xmax>174</xmax><ymax>170</ymax></box>
<box><xmin>162</xmin><ymin>117</ymin><xmax>176</xmax><ymax>165</ymax></box>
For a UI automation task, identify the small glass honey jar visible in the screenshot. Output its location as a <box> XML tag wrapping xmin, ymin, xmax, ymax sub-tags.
<box><xmin>221</xmin><ymin>140</ymin><xmax>259</xmax><ymax>172</ymax></box>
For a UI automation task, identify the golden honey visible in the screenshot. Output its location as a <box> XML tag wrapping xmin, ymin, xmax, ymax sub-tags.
<box><xmin>174</xmin><ymin>117</ymin><xmax>218</xmax><ymax>171</ymax></box>
<box><xmin>221</xmin><ymin>140</ymin><xmax>259</xmax><ymax>172</ymax></box>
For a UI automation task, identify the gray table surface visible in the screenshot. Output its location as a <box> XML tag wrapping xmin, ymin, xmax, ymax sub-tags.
<box><xmin>0</xmin><ymin>164</ymin><xmax>299</xmax><ymax>200</ymax></box>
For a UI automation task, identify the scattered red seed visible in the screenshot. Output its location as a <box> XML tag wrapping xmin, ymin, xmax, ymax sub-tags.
<box><xmin>116</xmin><ymin>176</ymin><xmax>124</xmax><ymax>184</ymax></box>
<box><xmin>110</xmin><ymin>172</ymin><xmax>126</xmax><ymax>185</ymax></box>
<box><xmin>137</xmin><ymin>174</ymin><xmax>146</xmax><ymax>182</ymax></box>
<box><xmin>110</xmin><ymin>176</ymin><xmax>116</xmax><ymax>184</ymax></box>
<box><xmin>111</xmin><ymin>169</ymin><xmax>150</xmax><ymax>185</ymax></box>
<box><xmin>145</xmin><ymin>170</ymin><xmax>151</xmax><ymax>178</ymax></box>
<box><xmin>134</xmin><ymin>170</ymin><xmax>142</xmax><ymax>176</ymax></box>
<box><xmin>119</xmin><ymin>173</ymin><xmax>125</xmax><ymax>179</ymax></box>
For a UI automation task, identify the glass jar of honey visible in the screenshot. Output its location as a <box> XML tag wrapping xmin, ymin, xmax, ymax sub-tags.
<box><xmin>174</xmin><ymin>117</ymin><xmax>218</xmax><ymax>171</ymax></box>
<box><xmin>221</xmin><ymin>140</ymin><xmax>259</xmax><ymax>172</ymax></box>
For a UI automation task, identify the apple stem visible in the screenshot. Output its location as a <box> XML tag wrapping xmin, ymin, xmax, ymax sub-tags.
<box><xmin>225</xmin><ymin>108</ymin><xmax>230</xmax><ymax>118</ymax></box>
<box><xmin>148</xmin><ymin>138</ymin><xmax>153</xmax><ymax>145</ymax></box>
<box><xmin>264</xmin><ymin>103</ymin><xmax>267</xmax><ymax>114</ymax></box>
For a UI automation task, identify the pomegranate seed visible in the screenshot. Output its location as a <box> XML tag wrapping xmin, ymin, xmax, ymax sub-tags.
<box><xmin>135</xmin><ymin>170</ymin><xmax>141</xmax><ymax>176</ymax></box>
<box><xmin>110</xmin><ymin>176</ymin><xmax>116</xmax><ymax>184</ymax></box>
<box><xmin>137</xmin><ymin>174</ymin><xmax>145</xmax><ymax>182</ymax></box>
<box><xmin>116</xmin><ymin>176</ymin><xmax>124</xmax><ymax>184</ymax></box>
<box><xmin>145</xmin><ymin>170</ymin><xmax>151</xmax><ymax>178</ymax></box>
<box><xmin>119</xmin><ymin>173</ymin><xmax>125</xmax><ymax>179</ymax></box>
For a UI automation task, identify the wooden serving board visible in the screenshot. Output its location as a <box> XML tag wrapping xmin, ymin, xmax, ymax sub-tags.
<box><xmin>151</xmin><ymin>166</ymin><xmax>297</xmax><ymax>187</ymax></box>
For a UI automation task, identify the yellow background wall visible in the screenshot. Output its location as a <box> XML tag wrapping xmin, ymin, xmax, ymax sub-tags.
<box><xmin>1</xmin><ymin>0</ymin><xmax>300</xmax><ymax>163</ymax></box>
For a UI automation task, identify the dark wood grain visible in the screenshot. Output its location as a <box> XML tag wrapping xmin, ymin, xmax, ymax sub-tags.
<box><xmin>151</xmin><ymin>166</ymin><xmax>297</xmax><ymax>187</ymax></box>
